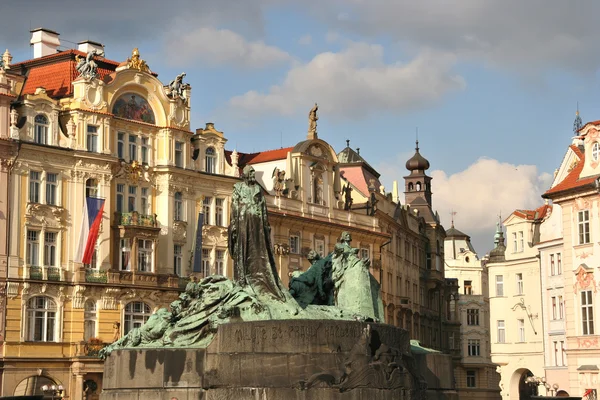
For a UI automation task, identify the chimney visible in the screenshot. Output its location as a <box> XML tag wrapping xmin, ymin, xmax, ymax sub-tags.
<box><xmin>30</xmin><ymin>28</ymin><xmax>60</xmax><ymax>58</ymax></box>
<box><xmin>78</xmin><ymin>40</ymin><xmax>104</xmax><ymax>55</ymax></box>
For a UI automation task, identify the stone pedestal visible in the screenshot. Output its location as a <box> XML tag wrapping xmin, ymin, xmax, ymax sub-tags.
<box><xmin>100</xmin><ymin>320</ymin><xmax>424</xmax><ymax>400</ymax></box>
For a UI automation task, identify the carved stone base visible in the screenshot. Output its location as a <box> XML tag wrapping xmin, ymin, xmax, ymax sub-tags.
<box><xmin>101</xmin><ymin>320</ymin><xmax>425</xmax><ymax>400</ymax></box>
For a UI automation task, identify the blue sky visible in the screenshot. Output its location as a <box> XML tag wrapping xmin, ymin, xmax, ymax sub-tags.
<box><xmin>3</xmin><ymin>0</ymin><xmax>600</xmax><ymax>254</ymax></box>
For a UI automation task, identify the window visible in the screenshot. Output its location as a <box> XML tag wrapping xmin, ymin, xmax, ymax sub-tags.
<box><xmin>43</xmin><ymin>232</ymin><xmax>57</xmax><ymax>267</ymax></box>
<box><xmin>215</xmin><ymin>250</ymin><xmax>225</xmax><ymax>275</ymax></box>
<box><xmin>128</xmin><ymin>186</ymin><xmax>137</xmax><ymax>212</ymax></box>
<box><xmin>116</xmin><ymin>184</ymin><xmax>125</xmax><ymax>213</ymax></box>
<box><xmin>519</xmin><ymin>231</ymin><xmax>524</xmax><ymax>251</ymax></box>
<box><xmin>464</xmin><ymin>280</ymin><xmax>472</xmax><ymax>295</ymax></box>
<box><xmin>579</xmin><ymin>210</ymin><xmax>591</xmax><ymax>244</ymax></box>
<box><xmin>467</xmin><ymin>309</ymin><xmax>480</xmax><ymax>326</ymax></box>
<box><xmin>86</xmin><ymin>178</ymin><xmax>98</xmax><ymax>198</ymax></box>
<box><xmin>203</xmin><ymin>197</ymin><xmax>212</xmax><ymax>225</ymax></box>
<box><xmin>560</xmin><ymin>341</ymin><xmax>566</xmax><ymax>367</ymax></box>
<box><xmin>34</xmin><ymin>114</ymin><xmax>49</xmax><ymax>144</ymax></box>
<box><xmin>593</xmin><ymin>142</ymin><xmax>600</xmax><ymax>161</ymax></box>
<box><xmin>315</xmin><ymin>238</ymin><xmax>325</xmax><ymax>257</ymax></box>
<box><xmin>552</xmin><ymin>296</ymin><xmax>557</xmax><ymax>320</ymax></box>
<box><xmin>467</xmin><ymin>339</ymin><xmax>480</xmax><ymax>356</ymax></box>
<box><xmin>361</xmin><ymin>247</ymin><xmax>370</xmax><ymax>260</ymax></box>
<box><xmin>137</xmin><ymin>239</ymin><xmax>153</xmax><ymax>272</ymax></box>
<box><xmin>27</xmin><ymin>296</ymin><xmax>56</xmax><ymax>342</ymax></box>
<box><xmin>405</xmin><ymin>280</ymin><xmax>410</xmax><ymax>298</ymax></box>
<box><xmin>553</xmin><ymin>341</ymin><xmax>559</xmax><ymax>366</ymax></box>
<box><xmin>557</xmin><ymin>253</ymin><xmax>562</xmax><ymax>274</ymax></box>
<box><xmin>173</xmin><ymin>245</ymin><xmax>183</xmax><ymax>276</ymax></box>
<box><xmin>205</xmin><ymin>147</ymin><xmax>216</xmax><ymax>173</ymax></box>
<box><xmin>141</xmin><ymin>187</ymin><xmax>150</xmax><ymax>214</ymax></box>
<box><xmin>290</xmin><ymin>235</ymin><xmax>300</xmax><ymax>254</ymax></box>
<box><xmin>46</xmin><ymin>173</ymin><xmax>58</xmax><ymax>205</ymax></box>
<box><xmin>119</xmin><ymin>239</ymin><xmax>131</xmax><ymax>271</ymax></box>
<box><xmin>175</xmin><ymin>141</ymin><xmax>183</xmax><ymax>168</ymax></box>
<box><xmin>512</xmin><ymin>232</ymin><xmax>517</xmax><ymax>253</ymax></box>
<box><xmin>124</xmin><ymin>301</ymin><xmax>151</xmax><ymax>334</ymax></box>
<box><xmin>141</xmin><ymin>137</ymin><xmax>149</xmax><ymax>164</ymax></box>
<box><xmin>516</xmin><ymin>273</ymin><xmax>524</xmax><ymax>295</ymax></box>
<box><xmin>86</xmin><ymin>125</ymin><xmax>98</xmax><ymax>152</ymax></box>
<box><xmin>495</xmin><ymin>275</ymin><xmax>504</xmax><ymax>296</ymax></box>
<box><xmin>117</xmin><ymin>132</ymin><xmax>125</xmax><ymax>159</ymax></box>
<box><xmin>26</xmin><ymin>230</ymin><xmax>40</xmax><ymax>266</ymax></box>
<box><xmin>550</xmin><ymin>254</ymin><xmax>555</xmax><ymax>276</ymax></box>
<box><xmin>29</xmin><ymin>171</ymin><xmax>41</xmax><ymax>203</ymax></box>
<box><xmin>466</xmin><ymin>371</ymin><xmax>476</xmax><ymax>388</ymax></box>
<box><xmin>518</xmin><ymin>319</ymin><xmax>525</xmax><ymax>342</ymax></box>
<box><xmin>174</xmin><ymin>192</ymin><xmax>183</xmax><ymax>221</ymax></box>
<box><xmin>129</xmin><ymin>134</ymin><xmax>137</xmax><ymax>162</ymax></box>
<box><xmin>497</xmin><ymin>320</ymin><xmax>505</xmax><ymax>343</ymax></box>
<box><xmin>83</xmin><ymin>300</ymin><xmax>97</xmax><ymax>341</ymax></box>
<box><xmin>215</xmin><ymin>198</ymin><xmax>224</xmax><ymax>226</ymax></box>
<box><xmin>559</xmin><ymin>295</ymin><xmax>564</xmax><ymax>319</ymax></box>
<box><xmin>201</xmin><ymin>248</ymin><xmax>211</xmax><ymax>276</ymax></box>
<box><xmin>582</xmin><ymin>290</ymin><xmax>594</xmax><ymax>335</ymax></box>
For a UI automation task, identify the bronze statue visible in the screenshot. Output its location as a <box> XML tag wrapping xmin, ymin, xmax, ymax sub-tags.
<box><xmin>308</xmin><ymin>103</ymin><xmax>318</xmax><ymax>135</ymax></box>
<box><xmin>228</xmin><ymin>165</ymin><xmax>288</xmax><ymax>301</ymax></box>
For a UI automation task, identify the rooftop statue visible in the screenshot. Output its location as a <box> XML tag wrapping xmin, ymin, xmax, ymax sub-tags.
<box><xmin>127</xmin><ymin>48</ymin><xmax>150</xmax><ymax>73</ymax></box>
<box><xmin>76</xmin><ymin>49</ymin><xmax>103</xmax><ymax>80</ymax></box>
<box><xmin>308</xmin><ymin>103</ymin><xmax>318</xmax><ymax>135</ymax></box>
<box><xmin>167</xmin><ymin>72</ymin><xmax>189</xmax><ymax>101</ymax></box>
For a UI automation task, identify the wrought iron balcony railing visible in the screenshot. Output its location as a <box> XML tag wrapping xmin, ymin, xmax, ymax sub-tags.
<box><xmin>85</xmin><ymin>269</ymin><xmax>108</xmax><ymax>283</ymax></box>
<box><xmin>114</xmin><ymin>211</ymin><xmax>158</xmax><ymax>227</ymax></box>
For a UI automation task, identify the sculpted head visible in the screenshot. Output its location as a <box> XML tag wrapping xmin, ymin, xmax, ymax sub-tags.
<box><xmin>340</xmin><ymin>231</ymin><xmax>352</xmax><ymax>244</ymax></box>
<box><xmin>307</xmin><ymin>250</ymin><xmax>321</xmax><ymax>263</ymax></box>
<box><xmin>242</xmin><ymin>165</ymin><xmax>256</xmax><ymax>184</ymax></box>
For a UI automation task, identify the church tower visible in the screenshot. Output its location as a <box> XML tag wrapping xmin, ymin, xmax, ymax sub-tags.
<box><xmin>404</xmin><ymin>140</ymin><xmax>432</xmax><ymax>207</ymax></box>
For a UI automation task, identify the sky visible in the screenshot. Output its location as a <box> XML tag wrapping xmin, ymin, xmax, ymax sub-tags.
<box><xmin>3</xmin><ymin>0</ymin><xmax>600</xmax><ymax>255</ymax></box>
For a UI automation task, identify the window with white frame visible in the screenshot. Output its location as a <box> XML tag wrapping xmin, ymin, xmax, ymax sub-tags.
<box><xmin>27</xmin><ymin>296</ymin><xmax>57</xmax><ymax>342</ymax></box>
<box><xmin>495</xmin><ymin>275</ymin><xmax>504</xmax><ymax>296</ymax></box>
<box><xmin>290</xmin><ymin>235</ymin><xmax>300</xmax><ymax>254</ymax></box>
<box><xmin>205</xmin><ymin>147</ymin><xmax>216</xmax><ymax>173</ymax></box>
<box><xmin>553</xmin><ymin>341</ymin><xmax>559</xmax><ymax>366</ymax></box>
<box><xmin>201</xmin><ymin>248</ymin><xmax>211</xmax><ymax>276</ymax></box>
<box><xmin>175</xmin><ymin>141</ymin><xmax>184</xmax><ymax>168</ymax></box>
<box><xmin>128</xmin><ymin>186</ymin><xmax>137</xmax><ymax>212</ymax></box>
<box><xmin>518</xmin><ymin>319</ymin><xmax>525</xmax><ymax>342</ymax></box>
<box><xmin>516</xmin><ymin>273</ymin><xmax>524</xmax><ymax>295</ymax></box>
<box><xmin>84</xmin><ymin>300</ymin><xmax>97</xmax><ymax>341</ymax></box>
<box><xmin>120</xmin><ymin>238</ymin><xmax>131</xmax><ymax>271</ymax></box>
<box><xmin>466</xmin><ymin>371</ymin><xmax>476</xmax><ymax>388</ymax></box>
<box><xmin>579</xmin><ymin>210</ymin><xmax>591</xmax><ymax>244</ymax></box>
<box><xmin>174</xmin><ymin>192</ymin><xmax>183</xmax><ymax>221</ymax></box>
<box><xmin>129</xmin><ymin>134</ymin><xmax>137</xmax><ymax>162</ymax></box>
<box><xmin>315</xmin><ymin>238</ymin><xmax>325</xmax><ymax>257</ymax></box>
<box><xmin>86</xmin><ymin>178</ymin><xmax>98</xmax><ymax>198</ymax></box>
<box><xmin>512</xmin><ymin>232</ymin><xmax>517</xmax><ymax>253</ymax></box>
<box><xmin>560</xmin><ymin>341</ymin><xmax>566</xmax><ymax>366</ymax></box>
<box><xmin>550</xmin><ymin>254</ymin><xmax>555</xmax><ymax>275</ymax></box>
<box><xmin>467</xmin><ymin>309</ymin><xmax>479</xmax><ymax>326</ymax></box>
<box><xmin>582</xmin><ymin>289</ymin><xmax>594</xmax><ymax>335</ymax></box>
<box><xmin>117</xmin><ymin>132</ymin><xmax>125</xmax><ymax>159</ymax></box>
<box><xmin>141</xmin><ymin>187</ymin><xmax>150</xmax><ymax>214</ymax></box>
<box><xmin>116</xmin><ymin>184</ymin><xmax>125</xmax><ymax>213</ymax></box>
<box><xmin>124</xmin><ymin>301</ymin><xmax>151</xmax><ymax>334</ymax></box>
<box><xmin>86</xmin><ymin>125</ymin><xmax>98</xmax><ymax>152</ymax></box>
<box><xmin>203</xmin><ymin>197</ymin><xmax>212</xmax><ymax>225</ymax></box>
<box><xmin>497</xmin><ymin>320</ymin><xmax>505</xmax><ymax>343</ymax></box>
<box><xmin>467</xmin><ymin>339</ymin><xmax>480</xmax><ymax>356</ymax></box>
<box><xmin>141</xmin><ymin>137</ymin><xmax>149</xmax><ymax>164</ymax></box>
<box><xmin>43</xmin><ymin>232</ymin><xmax>57</xmax><ymax>267</ymax></box>
<box><xmin>559</xmin><ymin>295</ymin><xmax>564</xmax><ymax>319</ymax></box>
<box><xmin>26</xmin><ymin>230</ymin><xmax>40</xmax><ymax>266</ymax></box>
<box><xmin>34</xmin><ymin>114</ymin><xmax>49</xmax><ymax>145</ymax></box>
<box><xmin>215</xmin><ymin>249</ymin><xmax>225</xmax><ymax>275</ymax></box>
<box><xmin>29</xmin><ymin>171</ymin><xmax>41</xmax><ymax>203</ymax></box>
<box><xmin>552</xmin><ymin>296</ymin><xmax>557</xmax><ymax>320</ymax></box>
<box><xmin>557</xmin><ymin>253</ymin><xmax>562</xmax><ymax>274</ymax></box>
<box><xmin>518</xmin><ymin>231</ymin><xmax>524</xmax><ymax>251</ymax></box>
<box><xmin>215</xmin><ymin>198</ymin><xmax>224</xmax><ymax>226</ymax></box>
<box><xmin>593</xmin><ymin>142</ymin><xmax>600</xmax><ymax>161</ymax></box>
<box><xmin>173</xmin><ymin>245</ymin><xmax>183</xmax><ymax>276</ymax></box>
<box><xmin>46</xmin><ymin>173</ymin><xmax>58</xmax><ymax>205</ymax></box>
<box><xmin>137</xmin><ymin>239</ymin><xmax>153</xmax><ymax>272</ymax></box>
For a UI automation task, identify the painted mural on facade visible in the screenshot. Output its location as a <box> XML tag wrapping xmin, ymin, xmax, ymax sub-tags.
<box><xmin>112</xmin><ymin>93</ymin><xmax>155</xmax><ymax>124</ymax></box>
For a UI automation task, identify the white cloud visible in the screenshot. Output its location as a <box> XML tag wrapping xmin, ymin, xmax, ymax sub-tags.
<box><xmin>298</xmin><ymin>34</ymin><xmax>312</xmax><ymax>45</ymax></box>
<box><xmin>164</xmin><ymin>26</ymin><xmax>292</xmax><ymax>68</ymax></box>
<box><xmin>228</xmin><ymin>42</ymin><xmax>465</xmax><ymax>118</ymax></box>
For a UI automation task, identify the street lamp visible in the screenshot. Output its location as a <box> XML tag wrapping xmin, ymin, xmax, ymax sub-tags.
<box><xmin>41</xmin><ymin>384</ymin><xmax>65</xmax><ymax>400</ymax></box>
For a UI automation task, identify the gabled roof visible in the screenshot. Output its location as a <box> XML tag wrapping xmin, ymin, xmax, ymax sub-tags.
<box><xmin>544</xmin><ymin>145</ymin><xmax>599</xmax><ymax>197</ymax></box>
<box><xmin>225</xmin><ymin>147</ymin><xmax>293</xmax><ymax>168</ymax></box>
<box><xmin>340</xmin><ymin>165</ymin><xmax>381</xmax><ymax>197</ymax></box>
<box><xmin>337</xmin><ymin>145</ymin><xmax>380</xmax><ymax>178</ymax></box>
<box><xmin>512</xmin><ymin>204</ymin><xmax>552</xmax><ymax>222</ymax></box>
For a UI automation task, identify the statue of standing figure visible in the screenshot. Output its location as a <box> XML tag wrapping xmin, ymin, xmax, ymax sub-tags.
<box><xmin>76</xmin><ymin>49</ymin><xmax>104</xmax><ymax>80</ymax></box>
<box><xmin>168</xmin><ymin>72</ymin><xmax>188</xmax><ymax>101</ymax></box>
<box><xmin>308</xmin><ymin>103</ymin><xmax>318</xmax><ymax>136</ymax></box>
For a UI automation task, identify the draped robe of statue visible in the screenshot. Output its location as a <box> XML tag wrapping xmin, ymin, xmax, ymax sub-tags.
<box><xmin>228</xmin><ymin>177</ymin><xmax>288</xmax><ymax>302</ymax></box>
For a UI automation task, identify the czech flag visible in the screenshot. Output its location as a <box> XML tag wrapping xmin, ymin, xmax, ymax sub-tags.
<box><xmin>76</xmin><ymin>197</ymin><xmax>105</xmax><ymax>264</ymax></box>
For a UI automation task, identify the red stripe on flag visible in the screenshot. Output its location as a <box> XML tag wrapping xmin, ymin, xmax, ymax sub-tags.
<box><xmin>82</xmin><ymin>201</ymin><xmax>105</xmax><ymax>264</ymax></box>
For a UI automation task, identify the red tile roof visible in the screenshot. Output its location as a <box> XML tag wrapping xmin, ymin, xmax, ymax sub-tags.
<box><xmin>512</xmin><ymin>204</ymin><xmax>552</xmax><ymax>221</ymax></box>
<box><xmin>340</xmin><ymin>166</ymin><xmax>381</xmax><ymax>196</ymax></box>
<box><xmin>544</xmin><ymin>145</ymin><xmax>599</xmax><ymax>197</ymax></box>
<box><xmin>579</xmin><ymin>120</ymin><xmax>600</xmax><ymax>133</ymax></box>
<box><xmin>245</xmin><ymin>147</ymin><xmax>292</xmax><ymax>164</ymax></box>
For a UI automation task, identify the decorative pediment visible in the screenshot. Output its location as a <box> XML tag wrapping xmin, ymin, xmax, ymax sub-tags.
<box><xmin>173</xmin><ymin>220</ymin><xmax>188</xmax><ymax>243</ymax></box>
<box><xmin>574</xmin><ymin>264</ymin><xmax>596</xmax><ymax>293</ymax></box>
<box><xmin>25</xmin><ymin>203</ymin><xmax>67</xmax><ymax>229</ymax></box>
<box><xmin>113</xmin><ymin>160</ymin><xmax>155</xmax><ymax>186</ymax></box>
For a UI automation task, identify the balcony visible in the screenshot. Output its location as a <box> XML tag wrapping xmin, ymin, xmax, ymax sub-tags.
<box><xmin>115</xmin><ymin>211</ymin><xmax>158</xmax><ymax>227</ymax></box>
<box><xmin>29</xmin><ymin>266</ymin><xmax>43</xmax><ymax>280</ymax></box>
<box><xmin>85</xmin><ymin>269</ymin><xmax>108</xmax><ymax>283</ymax></box>
<box><xmin>47</xmin><ymin>267</ymin><xmax>61</xmax><ymax>281</ymax></box>
<box><xmin>25</xmin><ymin>265</ymin><xmax>65</xmax><ymax>281</ymax></box>
<box><xmin>106</xmin><ymin>270</ymin><xmax>181</xmax><ymax>289</ymax></box>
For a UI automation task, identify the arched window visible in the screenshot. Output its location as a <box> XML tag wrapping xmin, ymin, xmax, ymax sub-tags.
<box><xmin>408</xmin><ymin>182</ymin><xmax>414</xmax><ymax>191</ymax></box>
<box><xmin>84</xmin><ymin>300</ymin><xmax>97</xmax><ymax>341</ymax></box>
<box><xmin>85</xmin><ymin>178</ymin><xmax>98</xmax><ymax>198</ymax></box>
<box><xmin>124</xmin><ymin>301</ymin><xmax>151</xmax><ymax>334</ymax></box>
<box><xmin>34</xmin><ymin>114</ymin><xmax>49</xmax><ymax>145</ymax></box>
<box><xmin>13</xmin><ymin>375</ymin><xmax>58</xmax><ymax>397</ymax></box>
<box><xmin>205</xmin><ymin>147</ymin><xmax>216</xmax><ymax>174</ymax></box>
<box><xmin>416</xmin><ymin>182</ymin><xmax>422</xmax><ymax>191</ymax></box>
<box><xmin>27</xmin><ymin>296</ymin><xmax>57</xmax><ymax>342</ymax></box>
<box><xmin>593</xmin><ymin>142</ymin><xmax>600</xmax><ymax>161</ymax></box>
<box><xmin>174</xmin><ymin>192</ymin><xmax>183</xmax><ymax>221</ymax></box>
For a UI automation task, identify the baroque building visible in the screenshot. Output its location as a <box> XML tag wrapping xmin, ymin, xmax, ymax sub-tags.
<box><xmin>444</xmin><ymin>224</ymin><xmax>501</xmax><ymax>399</ymax></box>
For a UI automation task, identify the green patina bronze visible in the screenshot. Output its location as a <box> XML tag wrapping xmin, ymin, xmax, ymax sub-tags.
<box><xmin>99</xmin><ymin>166</ymin><xmax>384</xmax><ymax>359</ymax></box>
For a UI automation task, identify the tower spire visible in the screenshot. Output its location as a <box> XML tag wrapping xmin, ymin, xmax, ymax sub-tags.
<box><xmin>450</xmin><ymin>210</ymin><xmax>456</xmax><ymax>228</ymax></box>
<box><xmin>573</xmin><ymin>102</ymin><xmax>583</xmax><ymax>134</ymax></box>
<box><xmin>415</xmin><ymin>127</ymin><xmax>419</xmax><ymax>151</ymax></box>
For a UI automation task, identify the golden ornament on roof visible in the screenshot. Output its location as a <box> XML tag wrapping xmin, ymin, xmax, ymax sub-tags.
<box><xmin>127</xmin><ymin>48</ymin><xmax>150</xmax><ymax>73</ymax></box>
